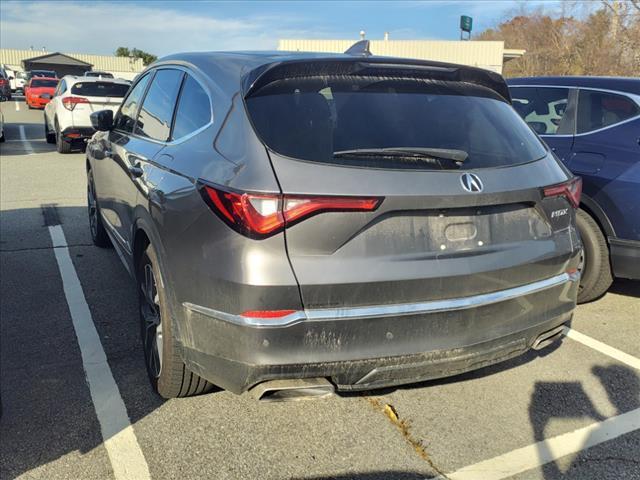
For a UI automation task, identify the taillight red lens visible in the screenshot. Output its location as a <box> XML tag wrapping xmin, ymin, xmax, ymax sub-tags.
<box><xmin>62</xmin><ymin>96</ymin><xmax>89</xmax><ymax>111</ymax></box>
<box><xmin>201</xmin><ymin>184</ymin><xmax>382</xmax><ymax>238</ymax></box>
<box><xmin>543</xmin><ymin>177</ymin><xmax>582</xmax><ymax>208</ymax></box>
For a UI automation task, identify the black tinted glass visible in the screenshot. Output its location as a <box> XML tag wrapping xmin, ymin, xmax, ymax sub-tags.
<box><xmin>577</xmin><ymin>90</ymin><xmax>639</xmax><ymax>134</ymax></box>
<box><xmin>510</xmin><ymin>87</ymin><xmax>572</xmax><ymax>135</ymax></box>
<box><xmin>71</xmin><ymin>82</ymin><xmax>129</xmax><ymax>97</ymax></box>
<box><xmin>172</xmin><ymin>75</ymin><xmax>210</xmax><ymax>139</ymax></box>
<box><xmin>114</xmin><ymin>73</ymin><xmax>152</xmax><ymax>133</ymax></box>
<box><xmin>247</xmin><ymin>77</ymin><xmax>547</xmax><ymax>169</ymax></box>
<box><xmin>31</xmin><ymin>79</ymin><xmax>58</xmax><ymax>88</ymax></box>
<box><xmin>135</xmin><ymin>69</ymin><xmax>184</xmax><ymax>142</ymax></box>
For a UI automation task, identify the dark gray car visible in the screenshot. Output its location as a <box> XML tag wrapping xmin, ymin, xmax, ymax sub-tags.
<box><xmin>86</xmin><ymin>51</ymin><xmax>582</xmax><ymax>400</ymax></box>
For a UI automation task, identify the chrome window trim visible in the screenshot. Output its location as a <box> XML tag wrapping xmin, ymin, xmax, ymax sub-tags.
<box><xmin>184</xmin><ymin>271</ymin><xmax>579</xmax><ymax>328</ymax></box>
<box><xmin>509</xmin><ymin>84</ymin><xmax>640</xmax><ymax>137</ymax></box>
<box><xmin>114</xmin><ymin>64</ymin><xmax>214</xmax><ymax>146</ymax></box>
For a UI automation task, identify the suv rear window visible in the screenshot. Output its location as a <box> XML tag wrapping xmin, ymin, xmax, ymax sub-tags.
<box><xmin>247</xmin><ymin>76</ymin><xmax>547</xmax><ymax>169</ymax></box>
<box><xmin>31</xmin><ymin>79</ymin><xmax>58</xmax><ymax>88</ymax></box>
<box><xmin>71</xmin><ymin>82</ymin><xmax>129</xmax><ymax>98</ymax></box>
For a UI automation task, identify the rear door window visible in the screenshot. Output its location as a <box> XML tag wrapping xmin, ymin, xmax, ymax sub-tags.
<box><xmin>247</xmin><ymin>76</ymin><xmax>547</xmax><ymax>170</ymax></box>
<box><xmin>71</xmin><ymin>82</ymin><xmax>129</xmax><ymax>98</ymax></box>
<box><xmin>172</xmin><ymin>75</ymin><xmax>211</xmax><ymax>140</ymax></box>
<box><xmin>577</xmin><ymin>90</ymin><xmax>639</xmax><ymax>134</ymax></box>
<box><xmin>135</xmin><ymin>69</ymin><xmax>184</xmax><ymax>142</ymax></box>
<box><xmin>113</xmin><ymin>73</ymin><xmax>152</xmax><ymax>134</ymax></box>
<box><xmin>510</xmin><ymin>87</ymin><xmax>572</xmax><ymax>135</ymax></box>
<box><xmin>31</xmin><ymin>79</ymin><xmax>58</xmax><ymax>88</ymax></box>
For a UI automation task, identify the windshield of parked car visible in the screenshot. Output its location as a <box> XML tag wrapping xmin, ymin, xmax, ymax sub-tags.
<box><xmin>71</xmin><ymin>82</ymin><xmax>129</xmax><ymax>98</ymax></box>
<box><xmin>246</xmin><ymin>76</ymin><xmax>548</xmax><ymax>170</ymax></box>
<box><xmin>31</xmin><ymin>79</ymin><xmax>58</xmax><ymax>88</ymax></box>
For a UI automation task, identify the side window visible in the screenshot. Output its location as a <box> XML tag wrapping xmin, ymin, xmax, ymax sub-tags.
<box><xmin>577</xmin><ymin>90</ymin><xmax>640</xmax><ymax>134</ymax></box>
<box><xmin>172</xmin><ymin>75</ymin><xmax>211</xmax><ymax>140</ymax></box>
<box><xmin>510</xmin><ymin>87</ymin><xmax>571</xmax><ymax>135</ymax></box>
<box><xmin>135</xmin><ymin>69</ymin><xmax>184</xmax><ymax>142</ymax></box>
<box><xmin>114</xmin><ymin>73</ymin><xmax>152</xmax><ymax>134</ymax></box>
<box><xmin>54</xmin><ymin>80</ymin><xmax>66</xmax><ymax>97</ymax></box>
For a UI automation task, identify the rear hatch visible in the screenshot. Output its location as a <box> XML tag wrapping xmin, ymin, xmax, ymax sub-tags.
<box><xmin>245</xmin><ymin>60</ymin><xmax>580</xmax><ymax>309</ymax></box>
<box><xmin>67</xmin><ymin>81</ymin><xmax>130</xmax><ymax>123</ymax></box>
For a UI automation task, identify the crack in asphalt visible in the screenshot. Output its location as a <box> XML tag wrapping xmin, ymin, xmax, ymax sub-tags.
<box><xmin>366</xmin><ymin>397</ymin><xmax>451</xmax><ymax>479</ymax></box>
<box><xmin>0</xmin><ymin>243</ymin><xmax>95</xmax><ymax>252</ymax></box>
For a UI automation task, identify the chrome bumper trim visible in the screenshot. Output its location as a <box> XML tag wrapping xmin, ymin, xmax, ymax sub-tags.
<box><xmin>184</xmin><ymin>272</ymin><xmax>579</xmax><ymax>328</ymax></box>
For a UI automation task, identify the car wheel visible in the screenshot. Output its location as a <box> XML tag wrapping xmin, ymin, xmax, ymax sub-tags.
<box><xmin>44</xmin><ymin>117</ymin><xmax>56</xmax><ymax>144</ymax></box>
<box><xmin>0</xmin><ymin>131</ymin><xmax>5</xmax><ymax>143</ymax></box>
<box><xmin>576</xmin><ymin>208</ymin><xmax>613</xmax><ymax>303</ymax></box>
<box><xmin>138</xmin><ymin>243</ymin><xmax>213</xmax><ymax>398</ymax></box>
<box><xmin>87</xmin><ymin>169</ymin><xmax>111</xmax><ymax>248</ymax></box>
<box><xmin>55</xmin><ymin>120</ymin><xmax>72</xmax><ymax>154</ymax></box>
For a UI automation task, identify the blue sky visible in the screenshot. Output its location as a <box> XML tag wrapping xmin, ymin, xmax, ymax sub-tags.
<box><xmin>1</xmin><ymin>1</ymin><xmax>576</xmax><ymax>57</ymax></box>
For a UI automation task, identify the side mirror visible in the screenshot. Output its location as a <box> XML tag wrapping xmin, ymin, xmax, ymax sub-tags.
<box><xmin>8</xmin><ymin>76</ymin><xmax>14</xmax><ymax>80</ymax></box>
<box><xmin>91</xmin><ymin>109</ymin><xmax>114</xmax><ymax>131</ymax></box>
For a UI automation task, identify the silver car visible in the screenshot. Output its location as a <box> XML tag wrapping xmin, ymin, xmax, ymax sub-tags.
<box><xmin>86</xmin><ymin>51</ymin><xmax>582</xmax><ymax>400</ymax></box>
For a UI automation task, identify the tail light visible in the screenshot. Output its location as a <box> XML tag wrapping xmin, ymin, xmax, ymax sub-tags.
<box><xmin>543</xmin><ymin>177</ymin><xmax>582</xmax><ymax>208</ymax></box>
<box><xmin>62</xmin><ymin>96</ymin><xmax>89</xmax><ymax>111</ymax></box>
<box><xmin>200</xmin><ymin>184</ymin><xmax>382</xmax><ymax>239</ymax></box>
<box><xmin>0</xmin><ymin>79</ymin><xmax>6</xmax><ymax>86</ymax></box>
<box><xmin>241</xmin><ymin>310</ymin><xmax>297</xmax><ymax>319</ymax></box>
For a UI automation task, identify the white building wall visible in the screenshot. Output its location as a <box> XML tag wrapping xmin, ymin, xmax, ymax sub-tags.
<box><xmin>278</xmin><ymin>39</ymin><xmax>507</xmax><ymax>73</ymax></box>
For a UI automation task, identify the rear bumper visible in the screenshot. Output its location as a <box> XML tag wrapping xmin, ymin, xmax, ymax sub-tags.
<box><xmin>610</xmin><ymin>237</ymin><xmax>640</xmax><ymax>280</ymax></box>
<box><xmin>179</xmin><ymin>272</ymin><xmax>579</xmax><ymax>394</ymax></box>
<box><xmin>61</xmin><ymin>126</ymin><xmax>95</xmax><ymax>141</ymax></box>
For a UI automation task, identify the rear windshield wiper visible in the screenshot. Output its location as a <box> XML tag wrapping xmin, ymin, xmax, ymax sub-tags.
<box><xmin>333</xmin><ymin>147</ymin><xmax>468</xmax><ymax>168</ymax></box>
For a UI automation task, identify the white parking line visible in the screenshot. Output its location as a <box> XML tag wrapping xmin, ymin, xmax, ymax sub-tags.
<box><xmin>564</xmin><ymin>326</ymin><xmax>640</xmax><ymax>370</ymax></box>
<box><xmin>436</xmin><ymin>407</ymin><xmax>640</xmax><ymax>480</ymax></box>
<box><xmin>49</xmin><ymin>225</ymin><xmax>151</xmax><ymax>480</ymax></box>
<box><xmin>18</xmin><ymin>125</ymin><xmax>35</xmax><ymax>154</ymax></box>
<box><xmin>15</xmin><ymin>101</ymin><xmax>20</xmax><ymax>111</ymax></box>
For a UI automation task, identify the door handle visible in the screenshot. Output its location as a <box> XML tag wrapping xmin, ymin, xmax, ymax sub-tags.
<box><xmin>128</xmin><ymin>162</ymin><xmax>144</xmax><ymax>178</ymax></box>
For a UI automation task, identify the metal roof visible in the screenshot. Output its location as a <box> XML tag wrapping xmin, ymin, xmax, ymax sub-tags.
<box><xmin>506</xmin><ymin>76</ymin><xmax>640</xmax><ymax>95</ymax></box>
<box><xmin>154</xmin><ymin>50</ymin><xmax>510</xmax><ymax>100</ymax></box>
<box><xmin>0</xmin><ymin>49</ymin><xmax>145</xmax><ymax>73</ymax></box>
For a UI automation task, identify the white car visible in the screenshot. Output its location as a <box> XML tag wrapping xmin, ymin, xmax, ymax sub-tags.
<box><xmin>0</xmin><ymin>95</ymin><xmax>6</xmax><ymax>142</ymax></box>
<box><xmin>44</xmin><ymin>75</ymin><xmax>130</xmax><ymax>153</ymax></box>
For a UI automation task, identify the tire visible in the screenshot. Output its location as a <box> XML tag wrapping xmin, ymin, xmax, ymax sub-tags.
<box><xmin>55</xmin><ymin>120</ymin><xmax>72</xmax><ymax>153</ymax></box>
<box><xmin>576</xmin><ymin>208</ymin><xmax>613</xmax><ymax>303</ymax></box>
<box><xmin>87</xmin><ymin>169</ymin><xmax>111</xmax><ymax>248</ymax></box>
<box><xmin>0</xmin><ymin>131</ymin><xmax>4</xmax><ymax>143</ymax></box>
<box><xmin>138</xmin><ymin>244</ymin><xmax>213</xmax><ymax>398</ymax></box>
<box><xmin>44</xmin><ymin>116</ymin><xmax>56</xmax><ymax>144</ymax></box>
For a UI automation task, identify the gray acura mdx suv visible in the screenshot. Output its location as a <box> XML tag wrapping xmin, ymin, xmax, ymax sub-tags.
<box><xmin>86</xmin><ymin>50</ymin><xmax>582</xmax><ymax>400</ymax></box>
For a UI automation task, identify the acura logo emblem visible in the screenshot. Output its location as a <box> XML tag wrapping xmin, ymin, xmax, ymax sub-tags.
<box><xmin>460</xmin><ymin>173</ymin><xmax>483</xmax><ymax>193</ymax></box>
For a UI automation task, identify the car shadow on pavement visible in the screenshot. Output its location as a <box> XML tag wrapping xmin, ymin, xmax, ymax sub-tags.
<box><xmin>295</xmin><ymin>472</ymin><xmax>434</xmax><ymax>480</ymax></box>
<box><xmin>530</xmin><ymin>364</ymin><xmax>640</xmax><ymax>479</ymax></box>
<box><xmin>608</xmin><ymin>279</ymin><xmax>640</xmax><ymax>298</ymax></box>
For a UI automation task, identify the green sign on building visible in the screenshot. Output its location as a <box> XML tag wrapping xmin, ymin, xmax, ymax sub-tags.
<box><xmin>460</xmin><ymin>15</ymin><xmax>473</xmax><ymax>33</ymax></box>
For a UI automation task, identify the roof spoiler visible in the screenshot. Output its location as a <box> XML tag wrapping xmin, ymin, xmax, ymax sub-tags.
<box><xmin>243</xmin><ymin>58</ymin><xmax>511</xmax><ymax>101</ymax></box>
<box><xmin>344</xmin><ymin>40</ymin><xmax>372</xmax><ymax>57</ymax></box>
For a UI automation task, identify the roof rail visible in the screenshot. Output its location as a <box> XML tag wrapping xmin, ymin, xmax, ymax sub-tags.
<box><xmin>344</xmin><ymin>40</ymin><xmax>372</xmax><ymax>57</ymax></box>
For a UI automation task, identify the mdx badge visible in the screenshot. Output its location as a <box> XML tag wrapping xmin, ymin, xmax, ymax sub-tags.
<box><xmin>460</xmin><ymin>173</ymin><xmax>483</xmax><ymax>193</ymax></box>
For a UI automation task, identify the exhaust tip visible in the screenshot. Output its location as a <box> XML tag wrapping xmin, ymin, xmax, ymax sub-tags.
<box><xmin>532</xmin><ymin>325</ymin><xmax>566</xmax><ymax>351</ymax></box>
<box><xmin>250</xmin><ymin>378</ymin><xmax>335</xmax><ymax>402</ymax></box>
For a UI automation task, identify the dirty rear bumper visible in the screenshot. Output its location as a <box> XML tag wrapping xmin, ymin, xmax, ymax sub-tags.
<box><xmin>179</xmin><ymin>272</ymin><xmax>579</xmax><ymax>394</ymax></box>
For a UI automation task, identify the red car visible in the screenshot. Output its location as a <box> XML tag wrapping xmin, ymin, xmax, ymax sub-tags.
<box><xmin>25</xmin><ymin>77</ymin><xmax>58</xmax><ymax>109</ymax></box>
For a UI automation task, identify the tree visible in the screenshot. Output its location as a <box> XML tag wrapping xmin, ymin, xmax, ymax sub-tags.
<box><xmin>477</xmin><ymin>1</ymin><xmax>639</xmax><ymax>77</ymax></box>
<box><xmin>115</xmin><ymin>47</ymin><xmax>158</xmax><ymax>66</ymax></box>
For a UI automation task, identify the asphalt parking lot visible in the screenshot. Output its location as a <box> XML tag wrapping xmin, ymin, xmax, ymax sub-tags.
<box><xmin>1</xmin><ymin>99</ymin><xmax>639</xmax><ymax>480</ymax></box>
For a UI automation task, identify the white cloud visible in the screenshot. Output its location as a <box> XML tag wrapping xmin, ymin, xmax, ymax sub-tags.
<box><xmin>0</xmin><ymin>1</ymin><xmax>333</xmax><ymax>56</ymax></box>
